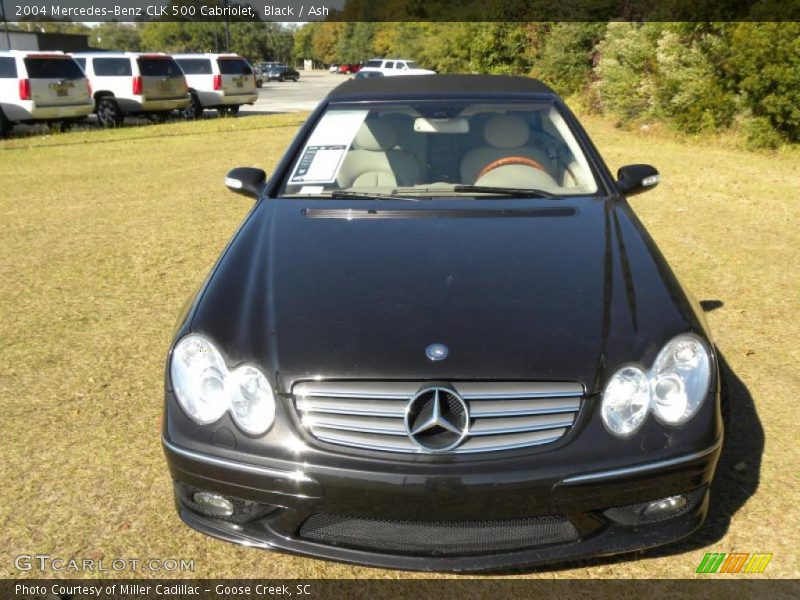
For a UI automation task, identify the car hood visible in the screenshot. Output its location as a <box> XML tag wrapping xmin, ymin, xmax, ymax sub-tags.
<box><xmin>190</xmin><ymin>198</ymin><xmax>703</xmax><ymax>394</ymax></box>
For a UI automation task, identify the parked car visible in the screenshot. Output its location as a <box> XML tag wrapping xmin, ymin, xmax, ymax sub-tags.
<box><xmin>353</xmin><ymin>70</ymin><xmax>384</xmax><ymax>79</ymax></box>
<box><xmin>72</xmin><ymin>52</ymin><xmax>189</xmax><ymax>127</ymax></box>
<box><xmin>163</xmin><ymin>75</ymin><xmax>722</xmax><ymax>572</ymax></box>
<box><xmin>0</xmin><ymin>50</ymin><xmax>93</xmax><ymax>134</ymax></box>
<box><xmin>173</xmin><ymin>53</ymin><xmax>258</xmax><ymax>118</ymax></box>
<box><xmin>337</xmin><ymin>63</ymin><xmax>361</xmax><ymax>74</ymax></box>
<box><xmin>328</xmin><ymin>64</ymin><xmax>340</xmax><ymax>74</ymax></box>
<box><xmin>265</xmin><ymin>64</ymin><xmax>299</xmax><ymax>82</ymax></box>
<box><xmin>360</xmin><ymin>58</ymin><xmax>435</xmax><ymax>76</ymax></box>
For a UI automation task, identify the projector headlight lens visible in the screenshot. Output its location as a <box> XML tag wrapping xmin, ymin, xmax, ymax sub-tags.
<box><xmin>171</xmin><ymin>335</ymin><xmax>229</xmax><ymax>425</ymax></box>
<box><xmin>228</xmin><ymin>365</ymin><xmax>276</xmax><ymax>436</ymax></box>
<box><xmin>601</xmin><ymin>365</ymin><xmax>651</xmax><ymax>436</ymax></box>
<box><xmin>650</xmin><ymin>334</ymin><xmax>711</xmax><ymax>425</ymax></box>
<box><xmin>170</xmin><ymin>334</ymin><xmax>275</xmax><ymax>435</ymax></box>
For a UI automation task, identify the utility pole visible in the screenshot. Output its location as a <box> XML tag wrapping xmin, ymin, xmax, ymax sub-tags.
<box><xmin>223</xmin><ymin>0</ymin><xmax>230</xmax><ymax>52</ymax></box>
<box><xmin>1</xmin><ymin>0</ymin><xmax>12</xmax><ymax>51</ymax></box>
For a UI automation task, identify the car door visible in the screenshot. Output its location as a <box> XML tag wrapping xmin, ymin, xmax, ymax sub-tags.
<box><xmin>216</xmin><ymin>57</ymin><xmax>255</xmax><ymax>96</ymax></box>
<box><xmin>137</xmin><ymin>56</ymin><xmax>186</xmax><ymax>100</ymax></box>
<box><xmin>0</xmin><ymin>56</ymin><xmax>18</xmax><ymax>107</ymax></box>
<box><xmin>23</xmin><ymin>55</ymin><xmax>90</xmax><ymax>108</ymax></box>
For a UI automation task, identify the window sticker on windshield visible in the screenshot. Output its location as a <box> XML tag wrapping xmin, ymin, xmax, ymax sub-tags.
<box><xmin>290</xmin><ymin>110</ymin><xmax>368</xmax><ymax>184</ymax></box>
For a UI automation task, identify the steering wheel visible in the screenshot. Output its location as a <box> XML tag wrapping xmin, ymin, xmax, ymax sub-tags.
<box><xmin>477</xmin><ymin>156</ymin><xmax>546</xmax><ymax>181</ymax></box>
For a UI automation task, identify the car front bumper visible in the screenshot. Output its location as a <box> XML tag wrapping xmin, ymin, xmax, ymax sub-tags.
<box><xmin>162</xmin><ymin>428</ymin><xmax>722</xmax><ymax>572</ymax></box>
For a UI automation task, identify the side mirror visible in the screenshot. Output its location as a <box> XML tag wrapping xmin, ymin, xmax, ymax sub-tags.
<box><xmin>224</xmin><ymin>167</ymin><xmax>267</xmax><ymax>199</ymax></box>
<box><xmin>616</xmin><ymin>164</ymin><xmax>660</xmax><ymax>197</ymax></box>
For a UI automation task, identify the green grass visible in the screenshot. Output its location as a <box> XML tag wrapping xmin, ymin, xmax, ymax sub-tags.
<box><xmin>0</xmin><ymin>115</ymin><xmax>798</xmax><ymax>579</ymax></box>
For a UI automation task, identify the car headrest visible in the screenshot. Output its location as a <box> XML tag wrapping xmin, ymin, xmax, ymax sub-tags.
<box><xmin>484</xmin><ymin>114</ymin><xmax>530</xmax><ymax>149</ymax></box>
<box><xmin>354</xmin><ymin>119</ymin><xmax>399</xmax><ymax>152</ymax></box>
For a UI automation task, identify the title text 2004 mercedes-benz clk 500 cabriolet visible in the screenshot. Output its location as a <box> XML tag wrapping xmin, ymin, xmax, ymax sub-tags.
<box><xmin>162</xmin><ymin>75</ymin><xmax>722</xmax><ymax>572</ymax></box>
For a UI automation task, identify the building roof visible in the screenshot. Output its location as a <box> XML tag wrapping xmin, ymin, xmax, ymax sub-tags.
<box><xmin>327</xmin><ymin>74</ymin><xmax>556</xmax><ymax>99</ymax></box>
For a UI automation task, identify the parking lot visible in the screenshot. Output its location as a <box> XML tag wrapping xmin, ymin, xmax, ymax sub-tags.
<box><xmin>244</xmin><ymin>70</ymin><xmax>342</xmax><ymax>114</ymax></box>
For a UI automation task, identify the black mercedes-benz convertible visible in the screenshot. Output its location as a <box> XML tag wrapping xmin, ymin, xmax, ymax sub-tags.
<box><xmin>162</xmin><ymin>75</ymin><xmax>722</xmax><ymax>571</ymax></box>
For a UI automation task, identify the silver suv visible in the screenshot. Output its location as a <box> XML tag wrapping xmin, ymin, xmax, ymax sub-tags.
<box><xmin>173</xmin><ymin>53</ymin><xmax>258</xmax><ymax>119</ymax></box>
<box><xmin>72</xmin><ymin>52</ymin><xmax>190</xmax><ymax>127</ymax></box>
<box><xmin>0</xmin><ymin>51</ymin><xmax>93</xmax><ymax>135</ymax></box>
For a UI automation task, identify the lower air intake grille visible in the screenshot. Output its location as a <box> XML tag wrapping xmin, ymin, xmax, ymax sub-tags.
<box><xmin>299</xmin><ymin>513</ymin><xmax>579</xmax><ymax>556</ymax></box>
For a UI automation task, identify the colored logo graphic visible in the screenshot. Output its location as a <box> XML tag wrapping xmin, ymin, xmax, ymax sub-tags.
<box><xmin>696</xmin><ymin>552</ymin><xmax>773</xmax><ymax>574</ymax></box>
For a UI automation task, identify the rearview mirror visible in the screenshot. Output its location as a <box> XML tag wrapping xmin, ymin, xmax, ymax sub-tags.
<box><xmin>224</xmin><ymin>167</ymin><xmax>267</xmax><ymax>199</ymax></box>
<box><xmin>616</xmin><ymin>164</ymin><xmax>660</xmax><ymax>197</ymax></box>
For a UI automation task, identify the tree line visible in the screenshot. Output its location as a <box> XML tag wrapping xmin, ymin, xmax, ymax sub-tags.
<box><xmin>294</xmin><ymin>22</ymin><xmax>800</xmax><ymax>149</ymax></box>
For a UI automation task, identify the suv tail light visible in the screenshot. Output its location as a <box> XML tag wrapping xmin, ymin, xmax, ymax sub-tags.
<box><xmin>213</xmin><ymin>74</ymin><xmax>222</xmax><ymax>91</ymax></box>
<box><xmin>19</xmin><ymin>79</ymin><xmax>31</xmax><ymax>101</ymax></box>
<box><xmin>132</xmin><ymin>76</ymin><xmax>143</xmax><ymax>95</ymax></box>
<box><xmin>86</xmin><ymin>79</ymin><xmax>92</xmax><ymax>96</ymax></box>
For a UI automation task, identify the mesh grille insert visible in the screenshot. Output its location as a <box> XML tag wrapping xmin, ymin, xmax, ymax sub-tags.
<box><xmin>299</xmin><ymin>513</ymin><xmax>579</xmax><ymax>556</ymax></box>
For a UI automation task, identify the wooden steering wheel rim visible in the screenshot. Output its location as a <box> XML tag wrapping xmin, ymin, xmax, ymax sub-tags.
<box><xmin>477</xmin><ymin>156</ymin><xmax>546</xmax><ymax>180</ymax></box>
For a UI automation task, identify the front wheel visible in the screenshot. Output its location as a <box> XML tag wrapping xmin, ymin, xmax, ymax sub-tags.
<box><xmin>218</xmin><ymin>106</ymin><xmax>240</xmax><ymax>117</ymax></box>
<box><xmin>96</xmin><ymin>97</ymin><xmax>123</xmax><ymax>128</ymax></box>
<box><xmin>181</xmin><ymin>94</ymin><xmax>203</xmax><ymax>120</ymax></box>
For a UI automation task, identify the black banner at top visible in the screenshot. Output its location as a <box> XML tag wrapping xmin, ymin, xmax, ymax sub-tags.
<box><xmin>1</xmin><ymin>0</ymin><xmax>800</xmax><ymax>23</ymax></box>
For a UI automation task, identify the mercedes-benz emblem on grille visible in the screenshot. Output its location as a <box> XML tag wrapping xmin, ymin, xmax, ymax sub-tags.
<box><xmin>404</xmin><ymin>387</ymin><xmax>469</xmax><ymax>452</ymax></box>
<box><xmin>425</xmin><ymin>343</ymin><xmax>449</xmax><ymax>361</ymax></box>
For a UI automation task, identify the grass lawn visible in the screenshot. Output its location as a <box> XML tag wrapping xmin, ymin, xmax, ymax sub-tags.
<box><xmin>0</xmin><ymin>114</ymin><xmax>798</xmax><ymax>579</ymax></box>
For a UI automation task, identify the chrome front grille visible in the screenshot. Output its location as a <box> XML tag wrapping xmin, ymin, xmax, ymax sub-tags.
<box><xmin>293</xmin><ymin>381</ymin><xmax>583</xmax><ymax>454</ymax></box>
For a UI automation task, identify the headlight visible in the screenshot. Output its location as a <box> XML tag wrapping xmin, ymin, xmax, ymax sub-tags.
<box><xmin>171</xmin><ymin>335</ymin><xmax>229</xmax><ymax>424</ymax></box>
<box><xmin>228</xmin><ymin>365</ymin><xmax>276</xmax><ymax>436</ymax></box>
<box><xmin>170</xmin><ymin>334</ymin><xmax>276</xmax><ymax>435</ymax></box>
<box><xmin>601</xmin><ymin>365</ymin><xmax>651</xmax><ymax>436</ymax></box>
<box><xmin>601</xmin><ymin>334</ymin><xmax>712</xmax><ymax>437</ymax></box>
<box><xmin>650</xmin><ymin>334</ymin><xmax>711</xmax><ymax>425</ymax></box>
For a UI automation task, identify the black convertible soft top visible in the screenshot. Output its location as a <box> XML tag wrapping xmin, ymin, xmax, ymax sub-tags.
<box><xmin>327</xmin><ymin>74</ymin><xmax>556</xmax><ymax>99</ymax></box>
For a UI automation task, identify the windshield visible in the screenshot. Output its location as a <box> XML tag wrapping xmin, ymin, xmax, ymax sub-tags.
<box><xmin>281</xmin><ymin>101</ymin><xmax>599</xmax><ymax>198</ymax></box>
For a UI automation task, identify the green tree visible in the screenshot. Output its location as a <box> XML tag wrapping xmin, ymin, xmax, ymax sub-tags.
<box><xmin>90</xmin><ymin>23</ymin><xmax>142</xmax><ymax>52</ymax></box>
<box><xmin>531</xmin><ymin>23</ymin><xmax>606</xmax><ymax>96</ymax></box>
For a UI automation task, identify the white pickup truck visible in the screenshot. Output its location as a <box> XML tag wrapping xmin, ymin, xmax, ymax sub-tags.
<box><xmin>358</xmin><ymin>59</ymin><xmax>435</xmax><ymax>77</ymax></box>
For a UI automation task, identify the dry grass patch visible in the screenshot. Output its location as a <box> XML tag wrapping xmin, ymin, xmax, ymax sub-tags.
<box><xmin>0</xmin><ymin>114</ymin><xmax>798</xmax><ymax>579</ymax></box>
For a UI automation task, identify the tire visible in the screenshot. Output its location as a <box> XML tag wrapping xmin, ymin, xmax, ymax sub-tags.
<box><xmin>218</xmin><ymin>105</ymin><xmax>240</xmax><ymax>117</ymax></box>
<box><xmin>279</xmin><ymin>75</ymin><xmax>285</xmax><ymax>82</ymax></box>
<box><xmin>0</xmin><ymin>109</ymin><xmax>11</xmax><ymax>137</ymax></box>
<box><xmin>95</xmin><ymin>97</ymin><xmax>123</xmax><ymax>128</ymax></box>
<box><xmin>181</xmin><ymin>93</ymin><xmax>203</xmax><ymax>120</ymax></box>
<box><xmin>256</xmin><ymin>80</ymin><xmax>263</xmax><ymax>88</ymax></box>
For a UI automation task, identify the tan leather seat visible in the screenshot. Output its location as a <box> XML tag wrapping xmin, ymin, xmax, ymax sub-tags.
<box><xmin>460</xmin><ymin>114</ymin><xmax>552</xmax><ymax>185</ymax></box>
<box><xmin>337</xmin><ymin>119</ymin><xmax>422</xmax><ymax>189</ymax></box>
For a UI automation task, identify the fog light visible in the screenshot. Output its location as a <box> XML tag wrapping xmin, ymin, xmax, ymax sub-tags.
<box><xmin>192</xmin><ymin>492</ymin><xmax>234</xmax><ymax>517</ymax></box>
<box><xmin>643</xmin><ymin>494</ymin><xmax>687</xmax><ymax>518</ymax></box>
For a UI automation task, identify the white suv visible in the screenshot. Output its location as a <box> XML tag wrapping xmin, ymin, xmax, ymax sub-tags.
<box><xmin>72</xmin><ymin>52</ymin><xmax>189</xmax><ymax>127</ymax></box>
<box><xmin>0</xmin><ymin>51</ymin><xmax>93</xmax><ymax>135</ymax></box>
<box><xmin>359</xmin><ymin>59</ymin><xmax>436</xmax><ymax>77</ymax></box>
<box><xmin>173</xmin><ymin>53</ymin><xmax>258</xmax><ymax>119</ymax></box>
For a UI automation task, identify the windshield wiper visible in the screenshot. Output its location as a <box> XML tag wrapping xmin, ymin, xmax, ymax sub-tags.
<box><xmin>329</xmin><ymin>190</ymin><xmax>422</xmax><ymax>202</ymax></box>
<box><xmin>451</xmin><ymin>185</ymin><xmax>558</xmax><ymax>199</ymax></box>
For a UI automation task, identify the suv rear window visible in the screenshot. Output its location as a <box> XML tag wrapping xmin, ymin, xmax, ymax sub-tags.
<box><xmin>176</xmin><ymin>58</ymin><xmax>212</xmax><ymax>75</ymax></box>
<box><xmin>0</xmin><ymin>57</ymin><xmax>17</xmax><ymax>78</ymax></box>
<box><xmin>93</xmin><ymin>58</ymin><xmax>132</xmax><ymax>77</ymax></box>
<box><xmin>217</xmin><ymin>59</ymin><xmax>252</xmax><ymax>75</ymax></box>
<box><xmin>74</xmin><ymin>57</ymin><xmax>86</xmax><ymax>71</ymax></box>
<box><xmin>23</xmin><ymin>57</ymin><xmax>84</xmax><ymax>79</ymax></box>
<box><xmin>137</xmin><ymin>57</ymin><xmax>182</xmax><ymax>78</ymax></box>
